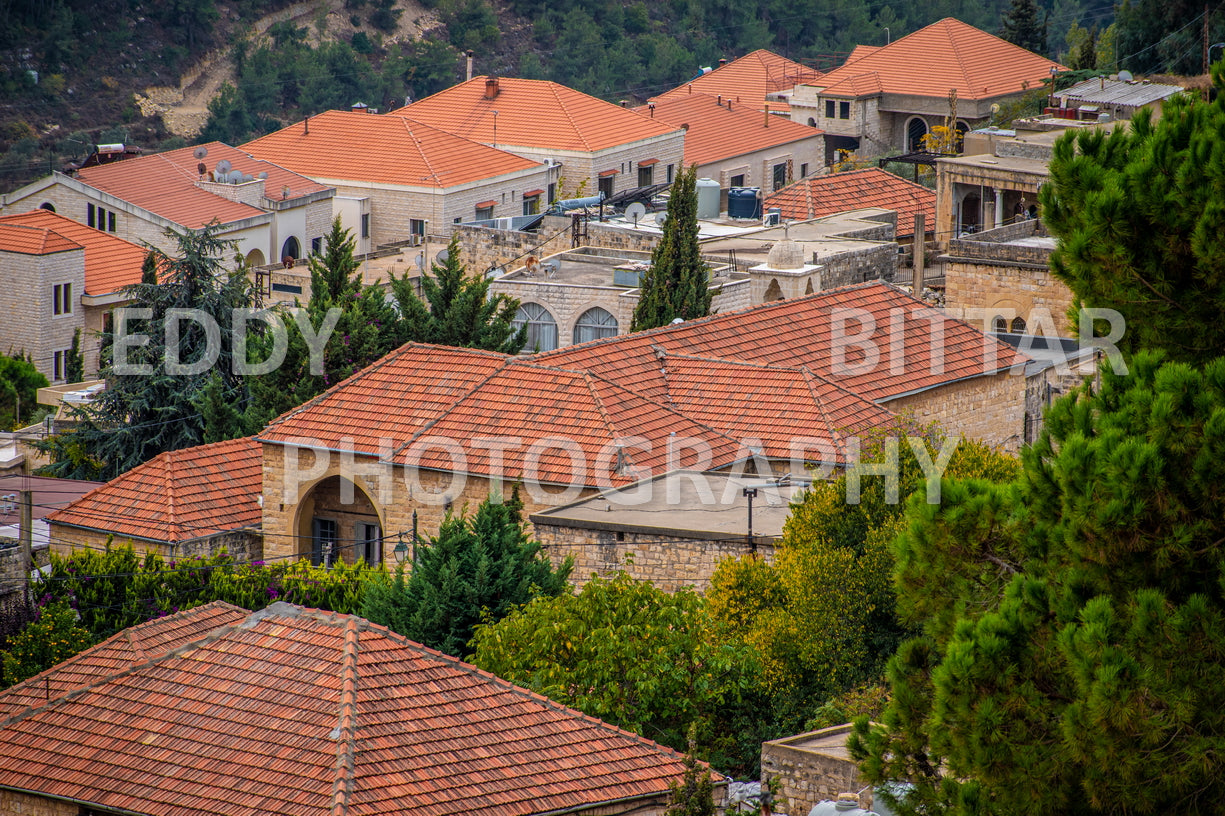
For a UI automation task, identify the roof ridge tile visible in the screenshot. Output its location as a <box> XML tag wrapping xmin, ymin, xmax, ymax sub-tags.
<box><xmin>331</xmin><ymin>617</ymin><xmax>360</xmax><ymax>816</ymax></box>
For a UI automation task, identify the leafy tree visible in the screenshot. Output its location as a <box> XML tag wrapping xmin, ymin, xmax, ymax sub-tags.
<box><xmin>999</xmin><ymin>0</ymin><xmax>1047</xmax><ymax>54</ymax></box>
<box><xmin>361</xmin><ymin>496</ymin><xmax>571</xmax><ymax>656</ymax></box>
<box><xmin>0</xmin><ymin>351</ymin><xmax>48</xmax><ymax>430</ymax></box>
<box><xmin>470</xmin><ymin>571</ymin><xmax>759</xmax><ymax>769</ymax></box>
<box><xmin>631</xmin><ymin>164</ymin><xmax>713</xmax><ymax>331</ymax></box>
<box><xmin>0</xmin><ymin>602</ymin><xmax>95</xmax><ymax>687</ymax></box>
<box><xmin>851</xmin><ymin>353</ymin><xmax>1225</xmax><ymax>816</ymax></box>
<box><xmin>1040</xmin><ymin>72</ymin><xmax>1224</xmax><ymax>364</ymax></box>
<box><xmin>37</xmin><ymin>225</ymin><xmax>257</xmax><ymax>480</ymax></box>
<box><xmin>389</xmin><ymin>233</ymin><xmax>526</xmax><ymax>353</ymax></box>
<box><xmin>65</xmin><ymin>327</ymin><xmax>84</xmax><ymax>383</ymax></box>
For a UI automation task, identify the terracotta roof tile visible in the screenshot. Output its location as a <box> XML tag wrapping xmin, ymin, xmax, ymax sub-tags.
<box><xmin>0</xmin><ymin>209</ymin><xmax>146</xmax><ymax>295</ymax></box>
<box><xmin>764</xmin><ymin>168</ymin><xmax>935</xmax><ymax>236</ymax></box>
<box><xmin>537</xmin><ymin>281</ymin><xmax>1026</xmax><ymax>404</ymax></box>
<box><xmin>0</xmin><ymin>223</ymin><xmax>80</xmax><ymax>255</ymax></box>
<box><xmin>635</xmin><ymin>93</ymin><xmax>821</xmax><ymax>166</ymax></box>
<box><xmin>811</xmin><ymin>18</ymin><xmax>1065</xmax><ymax>100</ymax></box>
<box><xmin>0</xmin><ymin>603</ymin><xmax>707</xmax><ymax>816</ymax></box>
<box><xmin>651</xmin><ymin>50</ymin><xmax>823</xmax><ymax>113</ymax></box>
<box><xmin>75</xmin><ymin>143</ymin><xmax>329</xmax><ymax>230</ymax></box>
<box><xmin>47</xmin><ymin>437</ymin><xmax>262</xmax><ymax>544</ymax></box>
<box><xmin>393</xmin><ymin>77</ymin><xmax>681</xmax><ymax>152</ymax></box>
<box><xmin>242</xmin><ymin>110</ymin><xmax>542</xmax><ymax>188</ymax></box>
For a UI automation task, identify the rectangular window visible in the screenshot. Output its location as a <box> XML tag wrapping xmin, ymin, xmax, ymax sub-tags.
<box><xmin>409</xmin><ymin>218</ymin><xmax>425</xmax><ymax>236</ymax></box>
<box><xmin>825</xmin><ymin>100</ymin><xmax>835</xmax><ymax>118</ymax></box>
<box><xmin>357</xmin><ymin>522</ymin><xmax>382</xmax><ymax>565</ymax></box>
<box><xmin>53</xmin><ymin>350</ymin><xmax>65</xmax><ymax>381</ymax></box>
<box><xmin>86</xmin><ymin>203</ymin><xmax>95</xmax><ymax>228</ymax></box>
<box><xmin>598</xmin><ymin>175</ymin><xmax>614</xmax><ymax>201</ymax></box>
<box><xmin>547</xmin><ymin>183</ymin><xmax>557</xmax><ymax>204</ymax></box>
<box><xmin>839</xmin><ymin>101</ymin><xmax>851</xmax><ymax>119</ymax></box>
<box><xmin>361</xmin><ymin>213</ymin><xmax>370</xmax><ymax>238</ymax></box>
<box><xmin>522</xmin><ymin>195</ymin><xmax>540</xmax><ymax>216</ymax></box>
<box><xmin>107</xmin><ymin>210</ymin><xmax>115</xmax><ymax>232</ymax></box>
<box><xmin>637</xmin><ymin>165</ymin><xmax>654</xmax><ymax>186</ymax></box>
<box><xmin>311</xmin><ymin>518</ymin><xmax>338</xmax><ymax>567</ymax></box>
<box><xmin>311</xmin><ymin>237</ymin><xmax>322</xmax><ymax>254</ymax></box>
<box><xmin>772</xmin><ymin>162</ymin><xmax>787</xmax><ymax>192</ymax></box>
<box><xmin>666</xmin><ymin>165</ymin><xmax>674</xmax><ymax>183</ymax></box>
<box><xmin>799</xmin><ymin>163</ymin><xmax>808</xmax><ymax>179</ymax></box>
<box><xmin>730</xmin><ymin>173</ymin><xmax>746</xmax><ymax>188</ymax></box>
<box><xmin>475</xmin><ymin>205</ymin><xmax>494</xmax><ymax>220</ymax></box>
<box><xmin>53</xmin><ymin>283</ymin><xmax>72</xmax><ymax>316</ymax></box>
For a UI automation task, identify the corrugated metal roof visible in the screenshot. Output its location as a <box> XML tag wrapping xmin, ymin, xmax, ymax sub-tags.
<box><xmin>1056</xmin><ymin>78</ymin><xmax>1184</xmax><ymax>108</ymax></box>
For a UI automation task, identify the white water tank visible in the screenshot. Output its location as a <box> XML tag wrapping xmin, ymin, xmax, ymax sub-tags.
<box><xmin>696</xmin><ymin>177</ymin><xmax>720</xmax><ymax>220</ymax></box>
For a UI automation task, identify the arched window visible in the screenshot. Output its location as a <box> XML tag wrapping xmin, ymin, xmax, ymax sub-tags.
<box><xmin>764</xmin><ymin>279</ymin><xmax>784</xmax><ymax>302</ymax></box>
<box><xmin>992</xmin><ymin>315</ymin><xmax>1007</xmax><ymax>333</ymax></box>
<box><xmin>807</xmin><ymin>117</ymin><xmax>817</xmax><ymax>128</ymax></box>
<box><xmin>281</xmin><ymin>236</ymin><xmax>300</xmax><ymax>262</ymax></box>
<box><xmin>907</xmin><ymin>117</ymin><xmax>929</xmax><ymax>152</ymax></box>
<box><xmin>513</xmin><ymin>302</ymin><xmax>558</xmax><ymax>352</ymax></box>
<box><xmin>39</xmin><ymin>202</ymin><xmax>56</xmax><ymax>213</ymax></box>
<box><xmin>573</xmin><ymin>307</ymin><xmax>618</xmax><ymax>344</ymax></box>
<box><xmin>1010</xmin><ymin>316</ymin><xmax>1027</xmax><ymax>334</ymax></box>
<box><xmin>955</xmin><ymin>120</ymin><xmax>971</xmax><ymax>152</ymax></box>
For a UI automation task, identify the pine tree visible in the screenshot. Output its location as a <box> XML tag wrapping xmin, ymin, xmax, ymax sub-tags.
<box><xmin>140</xmin><ymin>249</ymin><xmax>159</xmax><ymax>285</ymax></box>
<box><xmin>664</xmin><ymin>736</ymin><xmax>716</xmax><ymax>816</ymax></box>
<box><xmin>360</xmin><ymin>495</ymin><xmax>571</xmax><ymax>656</ymax></box>
<box><xmin>64</xmin><ymin>327</ymin><xmax>84</xmax><ymax>383</ymax></box>
<box><xmin>850</xmin><ymin>353</ymin><xmax>1225</xmax><ymax>816</ymax></box>
<box><xmin>999</xmin><ymin>0</ymin><xmax>1047</xmax><ymax>55</ymax></box>
<box><xmin>1040</xmin><ymin>69</ymin><xmax>1225</xmax><ymax>364</ymax></box>
<box><xmin>631</xmin><ymin>164</ymin><xmax>713</xmax><ymax>332</ymax></box>
<box><xmin>389</xmin><ymin>234</ymin><xmax>526</xmax><ymax>353</ymax></box>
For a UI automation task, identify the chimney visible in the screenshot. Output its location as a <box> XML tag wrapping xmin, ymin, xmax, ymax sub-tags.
<box><xmin>648</xmin><ymin>102</ymin><xmax>655</xmax><ymax>118</ymax></box>
<box><xmin>719</xmin><ymin>58</ymin><xmax>728</xmax><ymax>67</ymax></box>
<box><xmin>764</xmin><ymin>103</ymin><xmax>770</xmax><ymax>127</ymax></box>
<box><xmin>484</xmin><ymin>76</ymin><xmax>500</xmax><ymax>100</ymax></box>
<box><xmin>687</xmin><ymin>84</ymin><xmax>692</xmax><ymax>94</ymax></box>
<box><xmin>466</xmin><ymin>50</ymin><xmax>474</xmax><ymax>82</ymax></box>
<box><xmin>304</xmin><ymin>115</ymin><xmax>309</xmax><ymax>135</ymax></box>
<box><xmin>351</xmin><ymin>102</ymin><xmax>368</xmax><ymax>113</ymax></box>
<box><xmin>727</xmin><ymin>99</ymin><xmax>732</xmax><ymax>110</ymax></box>
<box><xmin>620</xmin><ymin>100</ymin><xmax>628</xmax><ymax>107</ymax></box>
<box><xmin>717</xmin><ymin>94</ymin><xmax>722</xmax><ymax>105</ymax></box>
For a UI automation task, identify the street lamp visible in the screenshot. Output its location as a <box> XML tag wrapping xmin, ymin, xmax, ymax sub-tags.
<box><xmin>393</xmin><ymin>533</ymin><xmax>409</xmax><ymax>564</ymax></box>
<box><xmin>742</xmin><ymin>486</ymin><xmax>758</xmax><ymax>552</ymax></box>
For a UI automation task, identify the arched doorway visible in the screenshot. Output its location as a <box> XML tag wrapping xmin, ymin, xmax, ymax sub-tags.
<box><xmin>245</xmin><ymin>248</ymin><xmax>266</xmax><ymax>268</ymax></box>
<box><xmin>906</xmin><ymin>117</ymin><xmax>929</xmax><ymax>152</ymax></box>
<box><xmin>280</xmin><ymin>236</ymin><xmax>301</xmax><ymax>263</ymax></box>
<box><xmin>39</xmin><ymin>202</ymin><xmax>56</xmax><ymax>213</ymax></box>
<box><xmin>293</xmin><ymin>475</ymin><xmax>385</xmax><ymax>567</ymax></box>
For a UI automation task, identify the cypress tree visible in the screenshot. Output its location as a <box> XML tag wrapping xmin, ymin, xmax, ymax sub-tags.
<box><xmin>64</xmin><ymin>328</ymin><xmax>84</xmax><ymax>383</ymax></box>
<box><xmin>631</xmin><ymin>164</ymin><xmax>713</xmax><ymax>332</ymax></box>
<box><xmin>1000</xmin><ymin>0</ymin><xmax>1047</xmax><ymax>55</ymax></box>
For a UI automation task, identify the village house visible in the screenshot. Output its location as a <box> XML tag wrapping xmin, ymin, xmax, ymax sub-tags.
<box><xmin>0</xmin><ymin>209</ymin><xmax>146</xmax><ymax>381</ymax></box>
<box><xmin>763</xmin><ymin>167</ymin><xmax>936</xmax><ymax>244</ymax></box>
<box><xmin>242</xmin><ymin>108</ymin><xmax>554</xmax><ymax>252</ymax></box>
<box><xmin>392</xmin><ymin>76</ymin><xmax>685</xmax><ymax>202</ymax></box>
<box><xmin>46</xmin><ymin>437</ymin><xmax>263</xmax><ymax>562</ymax></box>
<box><xmin>787</xmin><ymin>19</ymin><xmax>1065</xmax><ymax>163</ymax></box>
<box><xmin>648</xmin><ymin>49</ymin><xmax>824</xmax><ymax>116</ymax></box>
<box><xmin>0</xmin><ymin>601</ymin><xmax>720</xmax><ymax>816</ymax></box>
<box><xmin>635</xmin><ymin>91</ymin><xmax>825</xmax><ymax>197</ymax></box>
<box><xmin>0</xmin><ymin>142</ymin><xmax>334</xmax><ymax>269</ymax></box>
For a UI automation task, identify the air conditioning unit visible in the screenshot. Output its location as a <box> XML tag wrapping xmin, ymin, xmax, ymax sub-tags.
<box><xmin>763</xmin><ymin>209</ymin><xmax>781</xmax><ymax>227</ymax></box>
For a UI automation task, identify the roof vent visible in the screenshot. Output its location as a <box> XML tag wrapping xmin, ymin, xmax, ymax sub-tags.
<box><xmin>351</xmin><ymin>102</ymin><xmax>368</xmax><ymax>113</ymax></box>
<box><xmin>485</xmin><ymin>76</ymin><xmax>500</xmax><ymax>100</ymax></box>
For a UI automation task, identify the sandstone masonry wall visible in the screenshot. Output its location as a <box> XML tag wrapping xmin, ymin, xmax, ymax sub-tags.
<box><xmin>884</xmin><ymin>369</ymin><xmax>1027</xmax><ymax>453</ymax></box>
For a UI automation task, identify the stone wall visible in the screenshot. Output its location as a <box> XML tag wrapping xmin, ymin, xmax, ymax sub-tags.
<box><xmin>0</xmin><ymin>542</ymin><xmax>27</xmax><ymax>597</ymax></box>
<box><xmin>817</xmin><ymin>242</ymin><xmax>899</xmax><ymax>289</ymax></box>
<box><xmin>535</xmin><ymin>521</ymin><xmax>776</xmax><ymax>593</ymax></box>
<box><xmin>762</xmin><ymin>725</ymin><xmax>870</xmax><ymax>816</ymax></box>
<box><xmin>883</xmin><ymin>368</ymin><xmax>1028</xmax><ymax>453</ymax></box>
<box><xmin>0</xmin><ymin>789</ymin><xmax>77</xmax><ymax>816</ymax></box>
<box><xmin>48</xmin><ymin>522</ymin><xmax>262</xmax><ymax>562</ymax></box>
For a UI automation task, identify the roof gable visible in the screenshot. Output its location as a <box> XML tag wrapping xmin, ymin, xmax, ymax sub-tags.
<box><xmin>651</xmin><ymin>50</ymin><xmax>823</xmax><ymax>113</ymax></box>
<box><xmin>0</xmin><ymin>223</ymin><xmax>81</xmax><ymax>256</ymax></box>
<box><xmin>764</xmin><ymin>168</ymin><xmax>936</xmax><ymax>236</ymax></box>
<box><xmin>243</xmin><ymin>110</ymin><xmax>542</xmax><ymax>188</ymax></box>
<box><xmin>637</xmin><ymin>93</ymin><xmax>821</xmax><ymax>165</ymax></box>
<box><xmin>812</xmin><ymin>18</ymin><xmax>1065</xmax><ymax>100</ymax></box>
<box><xmin>393</xmin><ymin>76</ymin><xmax>681</xmax><ymax>153</ymax></box>
<box><xmin>0</xmin><ymin>603</ymin><xmax>702</xmax><ymax>816</ymax></box>
<box><xmin>0</xmin><ymin>209</ymin><xmax>146</xmax><ymax>295</ymax></box>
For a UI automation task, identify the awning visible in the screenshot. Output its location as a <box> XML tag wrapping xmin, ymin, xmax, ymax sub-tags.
<box><xmin>523</xmin><ymin>189</ymin><xmax>544</xmax><ymax>197</ymax></box>
<box><xmin>637</xmin><ymin>158</ymin><xmax>659</xmax><ymax>167</ymax></box>
<box><xmin>598</xmin><ymin>169</ymin><xmax>619</xmax><ymax>177</ymax></box>
<box><xmin>475</xmin><ymin>200</ymin><xmax>497</xmax><ymax>209</ymax></box>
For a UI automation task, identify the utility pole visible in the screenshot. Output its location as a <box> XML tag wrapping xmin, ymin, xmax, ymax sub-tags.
<box><xmin>913</xmin><ymin>213</ymin><xmax>926</xmax><ymax>295</ymax></box>
<box><xmin>1205</xmin><ymin>5</ymin><xmax>1211</xmax><ymax>74</ymax></box>
<box><xmin>19</xmin><ymin>462</ymin><xmax>34</xmax><ymax>585</ymax></box>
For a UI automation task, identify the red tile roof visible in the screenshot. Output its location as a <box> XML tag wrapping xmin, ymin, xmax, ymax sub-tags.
<box><xmin>75</xmin><ymin>142</ymin><xmax>330</xmax><ymax>230</ymax></box>
<box><xmin>0</xmin><ymin>209</ymin><xmax>147</xmax><ymax>295</ymax></box>
<box><xmin>651</xmin><ymin>50</ymin><xmax>824</xmax><ymax>113</ymax></box>
<box><xmin>393</xmin><ymin>77</ymin><xmax>681</xmax><ymax>152</ymax></box>
<box><xmin>47</xmin><ymin>437</ymin><xmax>262</xmax><ymax>544</ymax></box>
<box><xmin>635</xmin><ymin>93</ymin><xmax>821</xmax><ymax>166</ymax></box>
<box><xmin>812</xmin><ymin>18</ymin><xmax>1065</xmax><ymax>100</ymax></box>
<box><xmin>0</xmin><ymin>223</ymin><xmax>80</xmax><ymax>256</ymax></box>
<box><xmin>258</xmin><ymin>346</ymin><xmax>748</xmax><ymax>484</ymax></box>
<box><xmin>765</xmin><ymin>168</ymin><xmax>935</xmax><ymax>237</ymax></box>
<box><xmin>537</xmin><ymin>281</ymin><xmax>1026</xmax><ymax>405</ymax></box>
<box><xmin>0</xmin><ymin>602</ymin><xmax>707</xmax><ymax>816</ymax></box>
<box><xmin>243</xmin><ymin>110</ymin><xmax>542</xmax><ymax>188</ymax></box>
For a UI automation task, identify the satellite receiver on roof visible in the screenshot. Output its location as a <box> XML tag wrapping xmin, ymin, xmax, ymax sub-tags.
<box><xmin>435</xmin><ymin>249</ymin><xmax>450</xmax><ymax>264</ymax></box>
<box><xmin>193</xmin><ymin>145</ymin><xmax>209</xmax><ymax>160</ymax></box>
<box><xmin>655</xmin><ymin>212</ymin><xmax>668</xmax><ymax>226</ymax></box>
<box><xmin>215</xmin><ymin>159</ymin><xmax>232</xmax><ymax>176</ymax></box>
<box><xmin>1117</xmin><ymin>69</ymin><xmax>1134</xmax><ymax>82</ymax></box>
<box><xmin>624</xmin><ymin>202</ymin><xmax>647</xmax><ymax>227</ymax></box>
<box><xmin>258</xmin><ymin>171</ymin><xmax>268</xmax><ymax>180</ymax></box>
<box><xmin>241</xmin><ymin>173</ymin><xmax>253</xmax><ymax>183</ymax></box>
<box><xmin>228</xmin><ymin>169</ymin><xmax>243</xmax><ymax>184</ymax></box>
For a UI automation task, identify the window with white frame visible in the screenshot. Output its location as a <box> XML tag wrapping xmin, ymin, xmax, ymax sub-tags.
<box><xmin>357</xmin><ymin>522</ymin><xmax>382</xmax><ymax>565</ymax></box>
<box><xmin>52</xmin><ymin>283</ymin><xmax>72</xmax><ymax>315</ymax></box>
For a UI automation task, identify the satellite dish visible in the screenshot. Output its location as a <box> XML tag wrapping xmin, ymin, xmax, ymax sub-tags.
<box><xmin>241</xmin><ymin>173</ymin><xmax>253</xmax><ymax>183</ymax></box>
<box><xmin>624</xmin><ymin>202</ymin><xmax>647</xmax><ymax>226</ymax></box>
<box><xmin>990</xmin><ymin>103</ymin><xmax>1000</xmax><ymax>113</ymax></box>
<box><xmin>655</xmin><ymin>212</ymin><xmax>668</xmax><ymax>225</ymax></box>
<box><xmin>258</xmin><ymin>171</ymin><xmax>268</xmax><ymax>180</ymax></box>
<box><xmin>228</xmin><ymin>169</ymin><xmax>243</xmax><ymax>183</ymax></box>
<box><xmin>1117</xmin><ymin>69</ymin><xmax>1134</xmax><ymax>82</ymax></box>
<box><xmin>193</xmin><ymin>145</ymin><xmax>209</xmax><ymax>160</ymax></box>
<box><xmin>215</xmin><ymin>159</ymin><xmax>232</xmax><ymax>176</ymax></box>
<box><xmin>435</xmin><ymin>249</ymin><xmax>450</xmax><ymax>264</ymax></box>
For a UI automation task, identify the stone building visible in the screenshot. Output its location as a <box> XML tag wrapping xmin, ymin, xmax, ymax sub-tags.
<box><xmin>393</xmin><ymin>76</ymin><xmax>685</xmax><ymax>202</ymax></box>
<box><xmin>762</xmin><ymin>725</ymin><xmax>876</xmax><ymax>815</ymax></box>
<box><xmin>47</xmin><ymin>437</ymin><xmax>263</xmax><ymax>561</ymax></box>
<box><xmin>1</xmin><ymin>142</ymin><xmax>334</xmax><ymax>269</ymax></box>
<box><xmin>243</xmin><ymin>109</ymin><xmax>555</xmax><ymax>253</ymax></box>
<box><xmin>764</xmin><ymin>168</ymin><xmax>936</xmax><ymax>244</ymax></box>
<box><xmin>0</xmin><ymin>209</ymin><xmax>146</xmax><ymax>381</ymax></box>
<box><xmin>648</xmin><ymin>49</ymin><xmax>824</xmax><ymax>117</ymax></box>
<box><xmin>0</xmin><ymin>601</ymin><xmax>721</xmax><ymax>816</ymax></box>
<box><xmin>786</xmin><ymin>19</ymin><xmax>1064</xmax><ymax>162</ymax></box>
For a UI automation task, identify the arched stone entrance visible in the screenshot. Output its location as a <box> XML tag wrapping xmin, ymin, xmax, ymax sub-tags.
<box><xmin>245</xmin><ymin>248</ymin><xmax>266</xmax><ymax>268</ymax></box>
<box><xmin>292</xmin><ymin>475</ymin><xmax>386</xmax><ymax>567</ymax></box>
